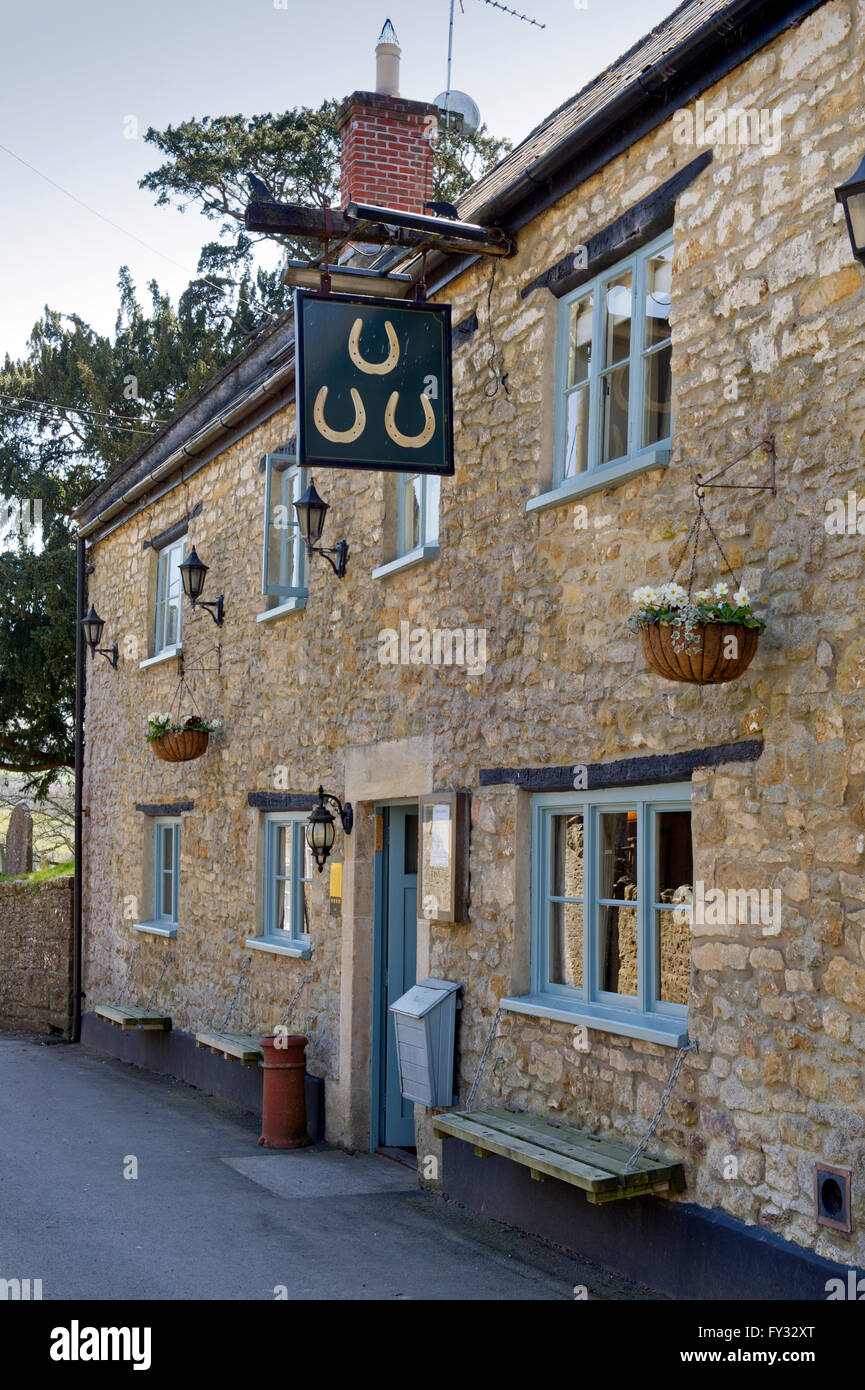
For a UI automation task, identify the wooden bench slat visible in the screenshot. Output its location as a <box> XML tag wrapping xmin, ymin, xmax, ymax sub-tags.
<box><xmin>194</xmin><ymin>1031</ymin><xmax>263</xmax><ymax>1065</ymax></box>
<box><xmin>94</xmin><ymin>1004</ymin><xmax>172</xmax><ymax>1031</ymax></box>
<box><xmin>433</xmin><ymin>1114</ymin><xmax>619</xmax><ymax>1192</ymax></box>
<box><xmin>484</xmin><ymin>1106</ymin><xmax>649</xmax><ymax>1165</ymax></box>
<box><xmin>434</xmin><ymin>1107</ymin><xmax>685</xmax><ymax>1202</ymax></box>
<box><xmin>480</xmin><ymin>1107</ymin><xmax>679</xmax><ymax>1181</ymax></box>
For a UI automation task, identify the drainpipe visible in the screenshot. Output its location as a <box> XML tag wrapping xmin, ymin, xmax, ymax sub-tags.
<box><xmin>71</xmin><ymin>534</ymin><xmax>85</xmax><ymax>1043</ymax></box>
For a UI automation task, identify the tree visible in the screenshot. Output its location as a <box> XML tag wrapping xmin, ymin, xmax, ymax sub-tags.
<box><xmin>0</xmin><ymin>274</ymin><xmax>242</xmax><ymax>791</ymax></box>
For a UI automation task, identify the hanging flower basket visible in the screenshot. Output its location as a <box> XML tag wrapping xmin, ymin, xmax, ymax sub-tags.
<box><xmin>146</xmin><ymin>713</ymin><xmax>220</xmax><ymax>763</ymax></box>
<box><xmin>629</xmin><ymin>581</ymin><xmax>765</xmax><ymax>685</ymax></box>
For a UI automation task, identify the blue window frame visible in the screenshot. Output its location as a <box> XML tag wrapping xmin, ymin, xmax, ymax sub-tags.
<box><xmin>154</xmin><ymin>537</ymin><xmax>186</xmax><ymax>654</ymax></box>
<box><xmin>512</xmin><ymin>783</ymin><xmax>692</xmax><ymax>1045</ymax></box>
<box><xmin>261</xmin><ymin>814</ymin><xmax>313</xmax><ymax>949</ymax></box>
<box><xmin>397</xmin><ymin>471</ymin><xmax>440</xmax><ymax>558</ymax></box>
<box><xmin>548</xmin><ymin>231</ymin><xmax>673</xmax><ymax>497</ymax></box>
<box><xmin>153</xmin><ymin>818</ymin><xmax>180</xmax><ymax>926</ymax></box>
<box><xmin>262</xmin><ymin>454</ymin><xmax>308</xmax><ymax>599</ymax></box>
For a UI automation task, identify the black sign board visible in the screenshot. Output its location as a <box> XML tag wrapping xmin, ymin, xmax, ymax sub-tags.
<box><xmin>295</xmin><ymin>289</ymin><xmax>453</xmax><ymax>475</ymax></box>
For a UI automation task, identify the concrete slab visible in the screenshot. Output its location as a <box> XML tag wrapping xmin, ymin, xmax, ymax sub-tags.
<box><xmin>224</xmin><ymin>1150</ymin><xmax>419</xmax><ymax>1198</ymax></box>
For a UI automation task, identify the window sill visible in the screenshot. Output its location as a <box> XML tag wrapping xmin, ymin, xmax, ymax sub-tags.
<box><xmin>500</xmin><ymin>993</ymin><xmax>688</xmax><ymax>1047</ymax></box>
<box><xmin>256</xmin><ymin>596</ymin><xmax>308</xmax><ymax>624</ymax></box>
<box><xmin>526</xmin><ymin>449</ymin><xmax>671</xmax><ymax>513</ymax></box>
<box><xmin>133</xmin><ymin>921</ymin><xmax>178</xmax><ymax>939</ymax></box>
<box><xmin>372</xmin><ymin>544</ymin><xmax>439</xmax><ymax>581</ymax></box>
<box><xmin>245</xmin><ymin>936</ymin><xmax>311</xmax><ymax>960</ymax></box>
<box><xmin>139</xmin><ymin>646</ymin><xmax>182</xmax><ymax>670</ymax></box>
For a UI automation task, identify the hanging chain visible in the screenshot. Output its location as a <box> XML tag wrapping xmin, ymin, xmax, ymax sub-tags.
<box><xmin>698</xmin><ymin>502</ymin><xmax>741</xmax><ymax>587</ymax></box>
<box><xmin>280</xmin><ymin>974</ymin><xmax>312</xmax><ymax>1029</ymax></box>
<box><xmin>114</xmin><ymin>944</ymin><xmax>140</xmax><ymax>1006</ymax></box>
<box><xmin>669</xmin><ymin>492</ymin><xmax>742</xmax><ymax>598</ymax></box>
<box><xmin>625</xmin><ymin>1038</ymin><xmax>698</xmax><ymax>1172</ymax></box>
<box><xmin>221</xmin><ymin>955</ymin><xmax>252</xmax><ymax>1030</ymax></box>
<box><xmin>466</xmin><ymin>1005</ymin><xmax>503</xmax><ymax>1112</ymax></box>
<box><xmin>145</xmin><ymin>952</ymin><xmax>175</xmax><ymax>1010</ymax></box>
<box><xmin>668</xmin><ymin>436</ymin><xmax>777</xmax><ymax>598</ymax></box>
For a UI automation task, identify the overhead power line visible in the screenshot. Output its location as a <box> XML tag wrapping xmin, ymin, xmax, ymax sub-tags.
<box><xmin>0</xmin><ymin>390</ymin><xmax>169</xmax><ymax>429</ymax></box>
<box><xmin>0</xmin><ymin>141</ymin><xmax>281</xmax><ymax>328</ymax></box>
<box><xmin>0</xmin><ymin>395</ymin><xmax>163</xmax><ymax>438</ymax></box>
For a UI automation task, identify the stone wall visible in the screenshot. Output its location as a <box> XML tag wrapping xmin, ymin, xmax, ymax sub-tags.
<box><xmin>0</xmin><ymin>877</ymin><xmax>74</xmax><ymax>1034</ymax></box>
<box><xmin>81</xmin><ymin>0</ymin><xmax>865</xmax><ymax>1271</ymax></box>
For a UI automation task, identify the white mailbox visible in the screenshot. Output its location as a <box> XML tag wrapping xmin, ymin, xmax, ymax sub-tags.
<box><xmin>389</xmin><ymin>977</ymin><xmax>460</xmax><ymax>1107</ymax></box>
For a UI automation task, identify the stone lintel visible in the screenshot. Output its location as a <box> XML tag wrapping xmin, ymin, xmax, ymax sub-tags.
<box><xmin>246</xmin><ymin>792</ymin><xmax>317</xmax><ymax>811</ymax></box>
<box><xmin>479</xmin><ymin>738</ymin><xmax>763</xmax><ymax>792</ymax></box>
<box><xmin>521</xmin><ymin>151</ymin><xmax>713</xmax><ymax>301</ymax></box>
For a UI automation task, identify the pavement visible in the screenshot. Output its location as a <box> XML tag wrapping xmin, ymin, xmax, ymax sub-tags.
<box><xmin>0</xmin><ymin>1032</ymin><xmax>659</xmax><ymax>1300</ymax></box>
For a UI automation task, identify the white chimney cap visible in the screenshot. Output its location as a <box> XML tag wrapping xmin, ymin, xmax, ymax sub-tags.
<box><xmin>375</xmin><ymin>18</ymin><xmax>401</xmax><ymax>96</ymax></box>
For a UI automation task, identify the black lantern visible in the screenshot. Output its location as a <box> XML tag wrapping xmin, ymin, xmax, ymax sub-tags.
<box><xmin>835</xmin><ymin>152</ymin><xmax>865</xmax><ymax>264</ymax></box>
<box><xmin>294</xmin><ymin>480</ymin><xmax>349</xmax><ymax>579</ymax></box>
<box><xmin>179</xmin><ymin>545</ymin><xmax>224</xmax><ymax>626</ymax></box>
<box><xmin>305</xmin><ymin>786</ymin><xmax>353</xmax><ymax>872</ymax></box>
<box><xmin>81</xmin><ymin>606</ymin><xmax>118</xmax><ymax>668</ymax></box>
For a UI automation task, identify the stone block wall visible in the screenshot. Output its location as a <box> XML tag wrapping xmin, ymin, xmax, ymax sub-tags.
<box><xmin>0</xmin><ymin>877</ymin><xmax>74</xmax><ymax>1034</ymax></box>
<box><xmin>81</xmin><ymin>0</ymin><xmax>865</xmax><ymax>1271</ymax></box>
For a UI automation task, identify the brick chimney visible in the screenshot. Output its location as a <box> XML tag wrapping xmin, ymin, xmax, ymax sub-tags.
<box><xmin>338</xmin><ymin>19</ymin><xmax>437</xmax><ymax>215</ymax></box>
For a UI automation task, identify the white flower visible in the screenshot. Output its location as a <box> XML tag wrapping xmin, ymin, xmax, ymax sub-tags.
<box><xmin>660</xmin><ymin>582</ymin><xmax>688</xmax><ymax>607</ymax></box>
<box><xmin>147</xmin><ymin>710</ymin><xmax>161</xmax><ymax>724</ymax></box>
<box><xmin>713</xmin><ymin>581</ymin><xmax>729</xmax><ymax>598</ymax></box>
<box><xmin>632</xmin><ymin>586</ymin><xmax>659</xmax><ymax>607</ymax></box>
<box><xmin>733</xmin><ymin>587</ymin><xmax>750</xmax><ymax>607</ymax></box>
<box><xmin>694</xmin><ymin>588</ymin><xmax>712</xmax><ymax>604</ymax></box>
<box><xmin>210</xmin><ymin>718</ymin><xmax>223</xmax><ymax>731</ymax></box>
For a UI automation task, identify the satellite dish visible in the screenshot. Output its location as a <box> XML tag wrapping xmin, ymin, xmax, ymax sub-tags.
<box><xmin>433</xmin><ymin>90</ymin><xmax>481</xmax><ymax>135</ymax></box>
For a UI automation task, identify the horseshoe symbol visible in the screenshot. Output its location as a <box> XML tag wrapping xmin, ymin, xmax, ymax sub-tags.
<box><xmin>348</xmin><ymin>317</ymin><xmax>400</xmax><ymax>375</ymax></box>
<box><xmin>384</xmin><ymin>391</ymin><xmax>436</xmax><ymax>449</ymax></box>
<box><xmin>313</xmin><ymin>386</ymin><xmax>366</xmax><ymax>443</ymax></box>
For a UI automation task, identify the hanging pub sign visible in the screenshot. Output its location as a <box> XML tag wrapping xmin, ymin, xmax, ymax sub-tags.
<box><xmin>295</xmin><ymin>289</ymin><xmax>454</xmax><ymax>476</ymax></box>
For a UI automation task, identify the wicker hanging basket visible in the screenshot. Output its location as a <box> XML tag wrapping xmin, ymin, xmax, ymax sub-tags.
<box><xmin>150</xmin><ymin>728</ymin><xmax>210</xmax><ymax>763</ymax></box>
<box><xmin>639</xmin><ymin>621</ymin><xmax>759</xmax><ymax>684</ymax></box>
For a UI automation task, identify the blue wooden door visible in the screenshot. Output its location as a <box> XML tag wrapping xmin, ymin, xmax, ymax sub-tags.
<box><xmin>377</xmin><ymin>806</ymin><xmax>418</xmax><ymax>1147</ymax></box>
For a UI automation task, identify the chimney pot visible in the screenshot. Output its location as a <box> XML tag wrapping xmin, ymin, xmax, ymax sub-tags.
<box><xmin>376</xmin><ymin>18</ymin><xmax>400</xmax><ymax>96</ymax></box>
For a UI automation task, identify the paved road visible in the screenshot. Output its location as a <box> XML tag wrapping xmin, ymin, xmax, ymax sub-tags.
<box><xmin>0</xmin><ymin>1033</ymin><xmax>656</xmax><ymax>1300</ymax></box>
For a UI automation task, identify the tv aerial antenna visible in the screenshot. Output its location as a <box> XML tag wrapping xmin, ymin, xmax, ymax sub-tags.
<box><xmin>439</xmin><ymin>0</ymin><xmax>545</xmax><ymax>131</ymax></box>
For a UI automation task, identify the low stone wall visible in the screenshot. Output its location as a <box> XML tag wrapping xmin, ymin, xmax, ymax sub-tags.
<box><xmin>0</xmin><ymin>876</ymin><xmax>74</xmax><ymax>1034</ymax></box>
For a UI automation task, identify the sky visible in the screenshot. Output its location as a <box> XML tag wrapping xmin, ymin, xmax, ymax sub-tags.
<box><xmin>0</xmin><ymin>0</ymin><xmax>677</xmax><ymax>361</ymax></box>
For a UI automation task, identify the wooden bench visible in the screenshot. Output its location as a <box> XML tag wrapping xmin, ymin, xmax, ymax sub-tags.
<box><xmin>94</xmin><ymin>1004</ymin><xmax>172</xmax><ymax>1031</ymax></box>
<box><xmin>194</xmin><ymin>1031</ymin><xmax>264</xmax><ymax>1066</ymax></box>
<box><xmin>433</xmin><ymin>1106</ymin><xmax>685</xmax><ymax>1204</ymax></box>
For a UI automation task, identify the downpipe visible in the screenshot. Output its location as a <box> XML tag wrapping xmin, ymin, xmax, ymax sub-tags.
<box><xmin>71</xmin><ymin>535</ymin><xmax>85</xmax><ymax>1043</ymax></box>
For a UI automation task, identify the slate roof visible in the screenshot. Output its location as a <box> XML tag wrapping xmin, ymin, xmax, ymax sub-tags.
<box><xmin>458</xmin><ymin>0</ymin><xmax>783</xmax><ymax>221</ymax></box>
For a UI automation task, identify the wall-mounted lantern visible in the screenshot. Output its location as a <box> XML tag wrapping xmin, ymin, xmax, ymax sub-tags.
<box><xmin>294</xmin><ymin>480</ymin><xmax>349</xmax><ymax>579</ymax></box>
<box><xmin>305</xmin><ymin>786</ymin><xmax>353</xmax><ymax>872</ymax></box>
<box><xmin>81</xmin><ymin>607</ymin><xmax>119</xmax><ymax>668</ymax></box>
<box><xmin>835</xmin><ymin>153</ymin><xmax>865</xmax><ymax>265</ymax></box>
<box><xmin>179</xmin><ymin>546</ymin><xmax>224</xmax><ymax>626</ymax></box>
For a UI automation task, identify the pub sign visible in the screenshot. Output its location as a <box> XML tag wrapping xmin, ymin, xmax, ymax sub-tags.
<box><xmin>295</xmin><ymin>289</ymin><xmax>454</xmax><ymax>476</ymax></box>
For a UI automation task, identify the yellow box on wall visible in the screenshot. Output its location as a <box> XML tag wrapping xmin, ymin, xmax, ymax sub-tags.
<box><xmin>329</xmin><ymin>861</ymin><xmax>343</xmax><ymax>911</ymax></box>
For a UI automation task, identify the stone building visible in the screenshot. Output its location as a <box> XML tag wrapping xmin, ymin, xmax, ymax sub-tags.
<box><xmin>75</xmin><ymin>1</ymin><xmax>865</xmax><ymax>1298</ymax></box>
